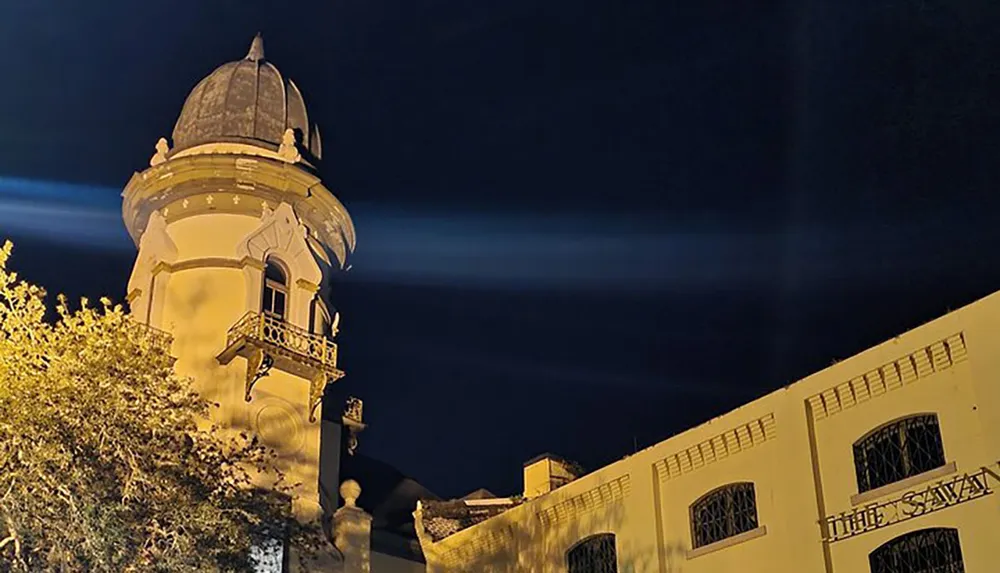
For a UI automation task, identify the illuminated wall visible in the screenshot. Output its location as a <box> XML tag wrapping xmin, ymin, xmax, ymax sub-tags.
<box><xmin>416</xmin><ymin>290</ymin><xmax>1000</xmax><ymax>572</ymax></box>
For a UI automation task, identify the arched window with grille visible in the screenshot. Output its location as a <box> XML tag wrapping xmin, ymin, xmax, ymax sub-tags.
<box><xmin>567</xmin><ymin>533</ymin><xmax>617</xmax><ymax>573</ymax></box>
<box><xmin>869</xmin><ymin>528</ymin><xmax>964</xmax><ymax>573</ymax></box>
<box><xmin>261</xmin><ymin>258</ymin><xmax>289</xmax><ymax>321</ymax></box>
<box><xmin>853</xmin><ymin>414</ymin><xmax>946</xmax><ymax>494</ymax></box>
<box><xmin>690</xmin><ymin>482</ymin><xmax>758</xmax><ymax>549</ymax></box>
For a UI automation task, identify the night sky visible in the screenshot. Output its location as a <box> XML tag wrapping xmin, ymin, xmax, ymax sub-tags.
<box><xmin>1</xmin><ymin>0</ymin><xmax>999</xmax><ymax>498</ymax></box>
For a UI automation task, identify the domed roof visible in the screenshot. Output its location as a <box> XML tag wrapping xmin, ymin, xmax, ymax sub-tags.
<box><xmin>171</xmin><ymin>34</ymin><xmax>323</xmax><ymax>159</ymax></box>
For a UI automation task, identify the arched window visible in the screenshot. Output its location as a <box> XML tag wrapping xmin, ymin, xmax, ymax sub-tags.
<box><xmin>567</xmin><ymin>533</ymin><xmax>617</xmax><ymax>573</ymax></box>
<box><xmin>869</xmin><ymin>528</ymin><xmax>964</xmax><ymax>573</ymax></box>
<box><xmin>690</xmin><ymin>482</ymin><xmax>758</xmax><ymax>548</ymax></box>
<box><xmin>311</xmin><ymin>297</ymin><xmax>331</xmax><ymax>337</ymax></box>
<box><xmin>853</xmin><ymin>414</ymin><xmax>945</xmax><ymax>494</ymax></box>
<box><xmin>262</xmin><ymin>258</ymin><xmax>288</xmax><ymax>320</ymax></box>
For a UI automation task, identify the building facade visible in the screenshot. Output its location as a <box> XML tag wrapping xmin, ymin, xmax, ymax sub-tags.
<box><xmin>121</xmin><ymin>34</ymin><xmax>999</xmax><ymax>573</ymax></box>
<box><xmin>414</xmin><ymin>290</ymin><xmax>1000</xmax><ymax>572</ymax></box>
<box><xmin>122</xmin><ymin>35</ymin><xmax>428</xmax><ymax>572</ymax></box>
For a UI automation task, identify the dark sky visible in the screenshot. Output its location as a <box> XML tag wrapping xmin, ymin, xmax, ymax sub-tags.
<box><xmin>1</xmin><ymin>0</ymin><xmax>999</xmax><ymax>498</ymax></box>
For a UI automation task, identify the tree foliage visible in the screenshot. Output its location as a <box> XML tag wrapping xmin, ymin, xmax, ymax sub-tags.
<box><xmin>0</xmin><ymin>241</ymin><xmax>317</xmax><ymax>572</ymax></box>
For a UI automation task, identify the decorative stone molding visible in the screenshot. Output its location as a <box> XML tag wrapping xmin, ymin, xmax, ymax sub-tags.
<box><xmin>147</xmin><ymin>256</ymin><xmax>265</xmax><ymax>275</ymax></box>
<box><xmin>252</xmin><ymin>396</ymin><xmax>306</xmax><ymax>455</ymax></box>
<box><xmin>237</xmin><ymin>202</ymin><xmax>322</xmax><ymax>282</ymax></box>
<box><xmin>236</xmin><ymin>202</ymin><xmax>323</xmax><ymax>328</ymax></box>
<box><xmin>125</xmin><ymin>288</ymin><xmax>142</xmax><ymax>304</ymax></box>
<box><xmin>121</xmin><ymin>153</ymin><xmax>355</xmax><ymax>268</ymax></box>
<box><xmin>806</xmin><ymin>333</ymin><xmax>968</xmax><ymax>422</ymax></box>
<box><xmin>296</xmin><ymin>278</ymin><xmax>320</xmax><ymax>293</ymax></box>
<box><xmin>686</xmin><ymin>525</ymin><xmax>767</xmax><ymax>559</ymax></box>
<box><xmin>536</xmin><ymin>474</ymin><xmax>632</xmax><ymax>526</ymax></box>
<box><xmin>654</xmin><ymin>413</ymin><xmax>777</xmax><ymax>482</ymax></box>
<box><xmin>850</xmin><ymin>461</ymin><xmax>958</xmax><ymax>506</ymax></box>
<box><xmin>126</xmin><ymin>211</ymin><xmax>178</xmax><ymax>324</ymax></box>
<box><xmin>437</xmin><ymin>524</ymin><xmax>517</xmax><ymax>567</ymax></box>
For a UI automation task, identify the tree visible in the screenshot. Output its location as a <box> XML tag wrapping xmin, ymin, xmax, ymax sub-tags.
<box><xmin>0</xmin><ymin>241</ymin><xmax>319</xmax><ymax>572</ymax></box>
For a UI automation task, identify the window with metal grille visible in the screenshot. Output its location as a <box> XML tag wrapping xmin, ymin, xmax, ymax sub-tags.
<box><xmin>567</xmin><ymin>533</ymin><xmax>617</xmax><ymax>573</ymax></box>
<box><xmin>262</xmin><ymin>259</ymin><xmax>288</xmax><ymax>320</ymax></box>
<box><xmin>869</xmin><ymin>528</ymin><xmax>964</xmax><ymax>573</ymax></box>
<box><xmin>853</xmin><ymin>414</ymin><xmax>945</xmax><ymax>494</ymax></box>
<box><xmin>690</xmin><ymin>482</ymin><xmax>758</xmax><ymax>548</ymax></box>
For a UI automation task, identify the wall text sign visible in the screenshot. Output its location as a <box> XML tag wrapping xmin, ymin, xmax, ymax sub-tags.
<box><xmin>822</xmin><ymin>463</ymin><xmax>999</xmax><ymax>542</ymax></box>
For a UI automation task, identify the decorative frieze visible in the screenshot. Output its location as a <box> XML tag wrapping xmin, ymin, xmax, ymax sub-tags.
<box><xmin>807</xmin><ymin>333</ymin><xmax>967</xmax><ymax>422</ymax></box>
<box><xmin>438</xmin><ymin>526</ymin><xmax>515</xmax><ymax>565</ymax></box>
<box><xmin>654</xmin><ymin>414</ymin><xmax>777</xmax><ymax>482</ymax></box>
<box><xmin>536</xmin><ymin>474</ymin><xmax>632</xmax><ymax>526</ymax></box>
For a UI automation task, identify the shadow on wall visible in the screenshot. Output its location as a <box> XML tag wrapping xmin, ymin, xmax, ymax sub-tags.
<box><xmin>431</xmin><ymin>497</ymin><xmax>688</xmax><ymax>573</ymax></box>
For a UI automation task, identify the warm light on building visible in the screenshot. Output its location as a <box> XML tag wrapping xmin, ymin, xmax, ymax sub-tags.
<box><xmin>115</xmin><ymin>33</ymin><xmax>998</xmax><ymax>573</ymax></box>
<box><xmin>414</xmin><ymin>294</ymin><xmax>1000</xmax><ymax>572</ymax></box>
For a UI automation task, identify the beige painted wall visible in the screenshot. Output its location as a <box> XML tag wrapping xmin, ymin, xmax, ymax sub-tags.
<box><xmin>420</xmin><ymin>290</ymin><xmax>1000</xmax><ymax>572</ymax></box>
<box><xmin>137</xmin><ymin>209</ymin><xmax>331</xmax><ymax>520</ymax></box>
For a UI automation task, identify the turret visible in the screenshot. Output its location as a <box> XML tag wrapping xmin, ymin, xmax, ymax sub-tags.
<box><xmin>121</xmin><ymin>34</ymin><xmax>354</xmax><ymax>570</ymax></box>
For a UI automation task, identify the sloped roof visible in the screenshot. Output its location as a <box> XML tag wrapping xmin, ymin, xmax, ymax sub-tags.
<box><xmin>418</xmin><ymin>498</ymin><xmax>523</xmax><ymax>542</ymax></box>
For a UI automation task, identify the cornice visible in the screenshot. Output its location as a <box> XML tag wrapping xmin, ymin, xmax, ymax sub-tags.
<box><xmin>122</xmin><ymin>154</ymin><xmax>355</xmax><ymax>268</ymax></box>
<box><xmin>150</xmin><ymin>256</ymin><xmax>265</xmax><ymax>276</ymax></box>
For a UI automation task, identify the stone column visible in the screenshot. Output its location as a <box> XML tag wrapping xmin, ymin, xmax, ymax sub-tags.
<box><xmin>332</xmin><ymin>480</ymin><xmax>372</xmax><ymax>573</ymax></box>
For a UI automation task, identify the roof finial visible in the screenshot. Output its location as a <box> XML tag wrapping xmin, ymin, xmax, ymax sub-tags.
<box><xmin>246</xmin><ymin>32</ymin><xmax>264</xmax><ymax>62</ymax></box>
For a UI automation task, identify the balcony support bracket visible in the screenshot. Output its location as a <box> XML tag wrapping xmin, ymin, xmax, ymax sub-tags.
<box><xmin>245</xmin><ymin>347</ymin><xmax>275</xmax><ymax>401</ymax></box>
<box><xmin>308</xmin><ymin>371</ymin><xmax>327</xmax><ymax>423</ymax></box>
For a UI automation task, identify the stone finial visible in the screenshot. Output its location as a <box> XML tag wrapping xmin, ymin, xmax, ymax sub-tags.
<box><xmin>278</xmin><ymin>128</ymin><xmax>302</xmax><ymax>163</ymax></box>
<box><xmin>341</xmin><ymin>479</ymin><xmax>361</xmax><ymax>508</ymax></box>
<box><xmin>149</xmin><ymin>137</ymin><xmax>170</xmax><ymax>166</ymax></box>
<box><xmin>246</xmin><ymin>32</ymin><xmax>265</xmax><ymax>62</ymax></box>
<box><xmin>333</xmin><ymin>479</ymin><xmax>372</xmax><ymax>573</ymax></box>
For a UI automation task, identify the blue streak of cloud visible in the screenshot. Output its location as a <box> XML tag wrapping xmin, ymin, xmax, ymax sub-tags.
<box><xmin>0</xmin><ymin>177</ymin><xmax>952</xmax><ymax>294</ymax></box>
<box><xmin>0</xmin><ymin>177</ymin><xmax>129</xmax><ymax>250</ymax></box>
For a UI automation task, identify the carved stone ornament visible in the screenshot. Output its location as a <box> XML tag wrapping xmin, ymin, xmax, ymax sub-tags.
<box><xmin>344</xmin><ymin>396</ymin><xmax>363</xmax><ymax>424</ymax></box>
<box><xmin>149</xmin><ymin>137</ymin><xmax>170</xmax><ymax>166</ymax></box>
<box><xmin>278</xmin><ymin>128</ymin><xmax>302</xmax><ymax>164</ymax></box>
<box><xmin>342</xmin><ymin>396</ymin><xmax>366</xmax><ymax>456</ymax></box>
<box><xmin>236</xmin><ymin>202</ymin><xmax>322</xmax><ymax>286</ymax></box>
<box><xmin>331</xmin><ymin>311</ymin><xmax>341</xmax><ymax>338</ymax></box>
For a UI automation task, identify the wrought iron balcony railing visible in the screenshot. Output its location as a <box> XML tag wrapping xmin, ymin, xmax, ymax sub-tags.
<box><xmin>225</xmin><ymin>311</ymin><xmax>339</xmax><ymax>368</ymax></box>
<box><xmin>217</xmin><ymin>311</ymin><xmax>345</xmax><ymax>422</ymax></box>
<box><xmin>138</xmin><ymin>323</ymin><xmax>173</xmax><ymax>350</ymax></box>
<box><xmin>125</xmin><ymin>316</ymin><xmax>174</xmax><ymax>358</ymax></box>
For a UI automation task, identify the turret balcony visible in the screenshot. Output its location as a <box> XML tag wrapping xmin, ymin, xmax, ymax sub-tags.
<box><xmin>216</xmin><ymin>311</ymin><xmax>345</xmax><ymax>422</ymax></box>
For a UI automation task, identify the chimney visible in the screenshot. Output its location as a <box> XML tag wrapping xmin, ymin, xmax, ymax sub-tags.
<box><xmin>523</xmin><ymin>454</ymin><xmax>583</xmax><ymax>499</ymax></box>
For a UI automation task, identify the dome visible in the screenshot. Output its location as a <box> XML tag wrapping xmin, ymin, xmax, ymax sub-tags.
<box><xmin>171</xmin><ymin>34</ymin><xmax>323</xmax><ymax>160</ymax></box>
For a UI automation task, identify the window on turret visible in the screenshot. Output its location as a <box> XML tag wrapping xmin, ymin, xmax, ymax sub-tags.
<box><xmin>262</xmin><ymin>259</ymin><xmax>288</xmax><ymax>320</ymax></box>
<box><xmin>853</xmin><ymin>414</ymin><xmax>946</xmax><ymax>494</ymax></box>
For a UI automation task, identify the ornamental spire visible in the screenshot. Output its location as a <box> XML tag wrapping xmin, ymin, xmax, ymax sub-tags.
<box><xmin>246</xmin><ymin>32</ymin><xmax>264</xmax><ymax>62</ymax></box>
